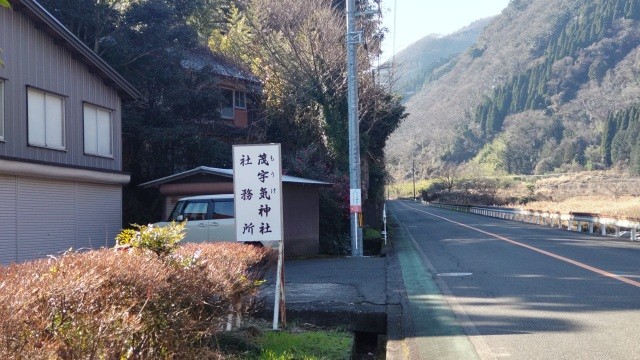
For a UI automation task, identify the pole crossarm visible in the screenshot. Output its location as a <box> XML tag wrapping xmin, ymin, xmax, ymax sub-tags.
<box><xmin>347</xmin><ymin>31</ymin><xmax>364</xmax><ymax>44</ymax></box>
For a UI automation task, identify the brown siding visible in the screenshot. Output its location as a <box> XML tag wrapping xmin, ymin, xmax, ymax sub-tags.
<box><xmin>159</xmin><ymin>182</ymin><xmax>234</xmax><ymax>196</ymax></box>
<box><xmin>0</xmin><ymin>7</ymin><xmax>122</xmax><ymax>171</ymax></box>
<box><xmin>283</xmin><ymin>184</ymin><xmax>320</xmax><ymax>256</ymax></box>
<box><xmin>234</xmin><ymin>109</ymin><xmax>249</xmax><ymax>128</ymax></box>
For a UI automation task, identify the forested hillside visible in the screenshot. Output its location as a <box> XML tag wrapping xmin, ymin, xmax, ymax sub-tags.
<box><xmin>388</xmin><ymin>17</ymin><xmax>492</xmax><ymax>102</ymax></box>
<box><xmin>386</xmin><ymin>0</ymin><xmax>640</xmax><ymax>180</ymax></box>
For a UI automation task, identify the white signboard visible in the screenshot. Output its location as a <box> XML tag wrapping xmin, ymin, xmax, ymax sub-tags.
<box><xmin>233</xmin><ymin>144</ymin><xmax>283</xmax><ymax>242</ymax></box>
<box><xmin>350</xmin><ymin>188</ymin><xmax>362</xmax><ymax>213</ymax></box>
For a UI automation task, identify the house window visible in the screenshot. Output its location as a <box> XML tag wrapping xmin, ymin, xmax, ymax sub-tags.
<box><xmin>27</xmin><ymin>88</ymin><xmax>65</xmax><ymax>149</ymax></box>
<box><xmin>234</xmin><ymin>90</ymin><xmax>246</xmax><ymax>109</ymax></box>
<box><xmin>83</xmin><ymin>103</ymin><xmax>113</xmax><ymax>157</ymax></box>
<box><xmin>220</xmin><ymin>89</ymin><xmax>234</xmax><ymax>119</ymax></box>
<box><xmin>219</xmin><ymin>89</ymin><xmax>248</xmax><ymax>118</ymax></box>
<box><xmin>0</xmin><ymin>80</ymin><xmax>4</xmax><ymax>141</ymax></box>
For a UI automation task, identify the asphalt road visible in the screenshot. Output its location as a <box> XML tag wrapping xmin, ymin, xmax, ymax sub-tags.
<box><xmin>388</xmin><ymin>199</ymin><xmax>640</xmax><ymax>360</ymax></box>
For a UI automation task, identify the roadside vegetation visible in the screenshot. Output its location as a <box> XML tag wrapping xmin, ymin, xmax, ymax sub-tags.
<box><xmin>259</xmin><ymin>328</ymin><xmax>352</xmax><ymax>360</ymax></box>
<box><xmin>0</xmin><ymin>223</ymin><xmax>276</xmax><ymax>359</ymax></box>
<box><xmin>391</xmin><ymin>169</ymin><xmax>640</xmax><ymax>219</ymax></box>
<box><xmin>0</xmin><ymin>223</ymin><xmax>357</xmax><ymax>359</ymax></box>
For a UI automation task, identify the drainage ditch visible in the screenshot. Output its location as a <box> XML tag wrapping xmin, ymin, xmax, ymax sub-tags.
<box><xmin>352</xmin><ymin>331</ymin><xmax>386</xmax><ymax>360</ymax></box>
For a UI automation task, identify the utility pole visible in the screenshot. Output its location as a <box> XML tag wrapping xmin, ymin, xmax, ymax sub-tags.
<box><xmin>412</xmin><ymin>160</ymin><xmax>416</xmax><ymax>201</ymax></box>
<box><xmin>346</xmin><ymin>0</ymin><xmax>363</xmax><ymax>256</ymax></box>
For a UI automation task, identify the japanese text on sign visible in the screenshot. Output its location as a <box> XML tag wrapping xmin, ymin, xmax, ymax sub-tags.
<box><xmin>233</xmin><ymin>144</ymin><xmax>283</xmax><ymax>242</ymax></box>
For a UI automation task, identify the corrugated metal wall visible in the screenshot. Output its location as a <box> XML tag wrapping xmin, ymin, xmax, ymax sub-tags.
<box><xmin>76</xmin><ymin>183</ymin><xmax>121</xmax><ymax>249</ymax></box>
<box><xmin>0</xmin><ymin>176</ymin><xmax>122</xmax><ymax>264</ymax></box>
<box><xmin>0</xmin><ymin>175</ymin><xmax>18</xmax><ymax>264</ymax></box>
<box><xmin>0</xmin><ymin>6</ymin><xmax>122</xmax><ymax>171</ymax></box>
<box><xmin>17</xmin><ymin>177</ymin><xmax>76</xmax><ymax>261</ymax></box>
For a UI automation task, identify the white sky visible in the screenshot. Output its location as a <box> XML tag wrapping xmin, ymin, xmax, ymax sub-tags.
<box><xmin>380</xmin><ymin>0</ymin><xmax>512</xmax><ymax>62</ymax></box>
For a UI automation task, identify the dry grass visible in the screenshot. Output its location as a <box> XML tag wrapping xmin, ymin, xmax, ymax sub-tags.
<box><xmin>512</xmin><ymin>171</ymin><xmax>640</xmax><ymax>218</ymax></box>
<box><xmin>0</xmin><ymin>243</ymin><xmax>275</xmax><ymax>359</ymax></box>
<box><xmin>415</xmin><ymin>170</ymin><xmax>640</xmax><ymax>219</ymax></box>
<box><xmin>515</xmin><ymin>196</ymin><xmax>640</xmax><ymax>218</ymax></box>
<box><xmin>494</xmin><ymin>171</ymin><xmax>640</xmax><ymax>218</ymax></box>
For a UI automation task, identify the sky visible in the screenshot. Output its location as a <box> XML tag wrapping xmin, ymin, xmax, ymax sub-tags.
<box><xmin>380</xmin><ymin>0</ymin><xmax>512</xmax><ymax>62</ymax></box>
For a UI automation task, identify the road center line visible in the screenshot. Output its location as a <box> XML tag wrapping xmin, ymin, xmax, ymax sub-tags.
<box><xmin>399</xmin><ymin>201</ymin><xmax>640</xmax><ymax>289</ymax></box>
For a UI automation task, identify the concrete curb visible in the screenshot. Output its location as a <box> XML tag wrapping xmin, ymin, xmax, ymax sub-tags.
<box><xmin>258</xmin><ymin>256</ymin><xmax>387</xmax><ymax>334</ymax></box>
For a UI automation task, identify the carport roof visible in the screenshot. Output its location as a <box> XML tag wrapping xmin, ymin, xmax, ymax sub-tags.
<box><xmin>140</xmin><ymin>166</ymin><xmax>333</xmax><ymax>188</ymax></box>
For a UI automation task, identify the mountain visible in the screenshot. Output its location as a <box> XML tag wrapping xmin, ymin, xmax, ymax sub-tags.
<box><xmin>386</xmin><ymin>17</ymin><xmax>493</xmax><ymax>102</ymax></box>
<box><xmin>385</xmin><ymin>0</ymin><xmax>640</xmax><ymax>181</ymax></box>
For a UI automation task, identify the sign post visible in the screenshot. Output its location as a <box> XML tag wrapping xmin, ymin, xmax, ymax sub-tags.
<box><xmin>382</xmin><ymin>203</ymin><xmax>387</xmax><ymax>245</ymax></box>
<box><xmin>232</xmin><ymin>143</ymin><xmax>285</xmax><ymax>330</ymax></box>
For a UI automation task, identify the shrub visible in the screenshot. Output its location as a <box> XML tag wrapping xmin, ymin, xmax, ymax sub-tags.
<box><xmin>0</xmin><ymin>243</ymin><xmax>275</xmax><ymax>359</ymax></box>
<box><xmin>115</xmin><ymin>221</ymin><xmax>186</xmax><ymax>258</ymax></box>
<box><xmin>420</xmin><ymin>180</ymin><xmax>447</xmax><ymax>201</ymax></box>
<box><xmin>364</xmin><ymin>228</ymin><xmax>381</xmax><ymax>240</ymax></box>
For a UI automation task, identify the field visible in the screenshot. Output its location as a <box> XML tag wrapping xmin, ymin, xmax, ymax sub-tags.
<box><xmin>515</xmin><ymin>171</ymin><xmax>640</xmax><ymax>218</ymax></box>
<box><xmin>390</xmin><ymin>170</ymin><xmax>640</xmax><ymax>219</ymax></box>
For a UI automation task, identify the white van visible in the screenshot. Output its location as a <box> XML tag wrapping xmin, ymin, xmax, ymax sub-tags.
<box><xmin>156</xmin><ymin>194</ymin><xmax>276</xmax><ymax>248</ymax></box>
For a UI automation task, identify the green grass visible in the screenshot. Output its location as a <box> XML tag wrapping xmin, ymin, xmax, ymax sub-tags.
<box><xmin>387</xmin><ymin>179</ymin><xmax>435</xmax><ymax>199</ymax></box>
<box><xmin>258</xmin><ymin>330</ymin><xmax>353</xmax><ymax>360</ymax></box>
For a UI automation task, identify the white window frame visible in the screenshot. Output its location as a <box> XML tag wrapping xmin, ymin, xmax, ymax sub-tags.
<box><xmin>0</xmin><ymin>79</ymin><xmax>4</xmax><ymax>141</ymax></box>
<box><xmin>219</xmin><ymin>88</ymin><xmax>248</xmax><ymax>119</ymax></box>
<box><xmin>234</xmin><ymin>90</ymin><xmax>246</xmax><ymax>110</ymax></box>
<box><xmin>219</xmin><ymin>88</ymin><xmax>234</xmax><ymax>119</ymax></box>
<box><xmin>83</xmin><ymin>103</ymin><xmax>113</xmax><ymax>158</ymax></box>
<box><xmin>27</xmin><ymin>87</ymin><xmax>66</xmax><ymax>150</ymax></box>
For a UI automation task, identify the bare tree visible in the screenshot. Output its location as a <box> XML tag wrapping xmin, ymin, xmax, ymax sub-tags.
<box><xmin>440</xmin><ymin>164</ymin><xmax>458</xmax><ymax>192</ymax></box>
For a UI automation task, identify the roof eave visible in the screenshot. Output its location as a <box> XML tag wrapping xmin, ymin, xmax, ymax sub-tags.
<box><xmin>12</xmin><ymin>0</ymin><xmax>141</xmax><ymax>100</ymax></box>
<box><xmin>140</xmin><ymin>167</ymin><xmax>333</xmax><ymax>188</ymax></box>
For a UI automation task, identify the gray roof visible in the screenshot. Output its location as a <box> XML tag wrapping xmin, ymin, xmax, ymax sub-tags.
<box><xmin>140</xmin><ymin>166</ymin><xmax>333</xmax><ymax>188</ymax></box>
<box><xmin>181</xmin><ymin>49</ymin><xmax>261</xmax><ymax>85</ymax></box>
<box><xmin>11</xmin><ymin>0</ymin><xmax>141</xmax><ymax>100</ymax></box>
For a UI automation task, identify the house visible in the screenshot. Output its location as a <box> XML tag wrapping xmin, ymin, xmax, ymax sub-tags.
<box><xmin>0</xmin><ymin>0</ymin><xmax>140</xmax><ymax>264</ymax></box>
<box><xmin>140</xmin><ymin>167</ymin><xmax>332</xmax><ymax>256</ymax></box>
<box><xmin>181</xmin><ymin>49</ymin><xmax>262</xmax><ymax>133</ymax></box>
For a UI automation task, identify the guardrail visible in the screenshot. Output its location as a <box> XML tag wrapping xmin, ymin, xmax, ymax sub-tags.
<box><xmin>430</xmin><ymin>202</ymin><xmax>639</xmax><ymax>241</ymax></box>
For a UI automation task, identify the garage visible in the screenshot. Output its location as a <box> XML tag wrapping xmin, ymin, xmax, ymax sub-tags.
<box><xmin>0</xmin><ymin>175</ymin><xmax>123</xmax><ymax>264</ymax></box>
<box><xmin>141</xmin><ymin>166</ymin><xmax>332</xmax><ymax>257</ymax></box>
